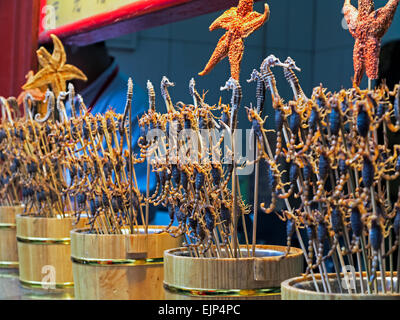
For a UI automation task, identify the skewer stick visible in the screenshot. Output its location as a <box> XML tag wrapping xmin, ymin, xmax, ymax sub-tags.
<box><xmin>131</xmin><ymin>155</ymin><xmax>146</xmax><ymax>229</ymax></box>
<box><xmin>259</xmin><ymin>63</ymin><xmax>325</xmax><ymax>289</ymax></box>
<box><xmin>318</xmin><ymin>111</ymin><xmax>357</xmax><ymax>274</ymax></box>
<box><xmin>327</xmin><ymin>234</ymin><xmax>344</xmax><ymax>293</ymax></box>
<box><xmin>122</xmin><ymin>78</ymin><xmax>138</xmax><ymax>234</ymax></box>
<box><xmin>145</xmin><ymin>161</ymin><xmax>150</xmax><ymax>234</ymax></box>
<box><xmin>315</xmin><ymin>130</ymin><xmax>357</xmax><ymax>291</ymax></box>
<box><xmin>86</xmin><ymin>114</ymin><xmax>136</xmax><ymax>233</ymax></box>
<box><xmin>316</xmin><ymin>111</ymin><xmax>359</xmax><ymax>292</ymax></box>
<box><xmin>341</xmin><ymin>221</ymin><xmax>358</xmax><ymax>290</ymax></box>
<box><xmin>202</xmin><ymin>176</ymin><xmax>223</xmax><ymax>258</ymax></box>
<box><xmin>261</xmin><ymin>114</ymin><xmax>323</xmax><ymax>290</ymax></box>
<box><xmin>360</xmin><ymin>235</ymin><xmax>372</xmax><ymax>294</ymax></box>
<box><xmin>396</xmin><ymin>247</ymin><xmax>400</xmax><ymax>293</ymax></box>
<box><xmin>129</xmin><ymin>102</ymin><xmax>135</xmax><ymax>234</ymax></box>
<box><xmin>252</xmin><ymin>144</ymin><xmax>260</xmax><ymax>257</ymax></box>
<box><xmin>232</xmin><ymin>148</ymin><xmax>238</xmax><ymax>258</ymax></box>
<box><xmin>369</xmin><ymin>186</ymin><xmax>386</xmax><ymax>293</ymax></box>
<box><xmin>107</xmin><ymin>115</ymin><xmax>139</xmax><ymax>233</ymax></box>
<box><xmin>378</xmin><ymin>250</ymin><xmax>387</xmax><ymax>294</ymax></box>
<box><xmin>336</xmin><ymin>243</ymin><xmax>354</xmax><ymax>294</ymax></box>
<box><xmin>383</xmin><ymin>121</ymin><xmax>394</xmax><ymax>292</ymax></box>
<box><xmin>317</xmin><ymin>242</ymin><xmax>332</xmax><ymax>293</ymax></box>
<box><xmin>236</xmin><ymin>175</ymin><xmax>250</xmax><ymax>256</ymax></box>
<box><xmin>388</xmin><ymin>229</ymin><xmax>394</xmax><ymax>293</ymax></box>
<box><xmin>281</xmin><ymin>194</ymin><xmax>320</xmax><ymax>291</ymax></box>
<box><xmin>38</xmin><ymin>127</ymin><xmax>64</xmax><ymax>216</ymax></box>
<box><xmin>338</xmin><ymin>109</ymin><xmax>372</xmax><ymax>283</ymax></box>
<box><xmin>283</xmin><ymin>125</ymin><xmax>334</xmax><ymax>291</ymax></box>
<box><xmin>356</xmin><ymin>250</ymin><xmax>365</xmax><ymax>294</ymax></box>
<box><xmin>212</xmin><ymin>229</ymin><xmax>222</xmax><ymax>258</ymax></box>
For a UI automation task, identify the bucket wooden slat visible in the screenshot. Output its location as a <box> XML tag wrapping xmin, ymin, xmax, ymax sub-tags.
<box><xmin>163</xmin><ymin>245</ymin><xmax>304</xmax><ymax>300</ymax></box>
<box><xmin>16</xmin><ymin>214</ymin><xmax>86</xmax><ymax>288</ymax></box>
<box><xmin>0</xmin><ymin>206</ymin><xmax>24</xmax><ymax>268</ymax></box>
<box><xmin>281</xmin><ymin>272</ymin><xmax>400</xmax><ymax>300</ymax></box>
<box><xmin>71</xmin><ymin>226</ymin><xmax>182</xmax><ymax>300</ymax></box>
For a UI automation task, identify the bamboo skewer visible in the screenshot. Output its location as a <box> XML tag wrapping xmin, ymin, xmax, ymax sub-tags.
<box><xmin>397</xmin><ymin>248</ymin><xmax>400</xmax><ymax>293</ymax></box>
<box><xmin>252</xmin><ymin>144</ymin><xmax>260</xmax><ymax>257</ymax></box>
<box><xmin>236</xmin><ymin>175</ymin><xmax>250</xmax><ymax>256</ymax></box>
<box><xmin>145</xmin><ymin>161</ymin><xmax>150</xmax><ymax>234</ymax></box>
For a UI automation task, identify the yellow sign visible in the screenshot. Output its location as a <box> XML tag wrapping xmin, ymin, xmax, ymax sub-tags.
<box><xmin>43</xmin><ymin>0</ymin><xmax>141</xmax><ymax>30</ymax></box>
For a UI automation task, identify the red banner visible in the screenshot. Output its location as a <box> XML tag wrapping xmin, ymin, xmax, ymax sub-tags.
<box><xmin>0</xmin><ymin>1</ymin><xmax>40</xmax><ymax>98</ymax></box>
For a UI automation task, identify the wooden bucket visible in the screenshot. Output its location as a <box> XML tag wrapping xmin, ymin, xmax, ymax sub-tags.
<box><xmin>281</xmin><ymin>272</ymin><xmax>400</xmax><ymax>300</ymax></box>
<box><xmin>16</xmin><ymin>214</ymin><xmax>86</xmax><ymax>289</ymax></box>
<box><xmin>71</xmin><ymin>226</ymin><xmax>183</xmax><ymax>300</ymax></box>
<box><xmin>164</xmin><ymin>245</ymin><xmax>304</xmax><ymax>300</ymax></box>
<box><xmin>0</xmin><ymin>206</ymin><xmax>24</xmax><ymax>268</ymax></box>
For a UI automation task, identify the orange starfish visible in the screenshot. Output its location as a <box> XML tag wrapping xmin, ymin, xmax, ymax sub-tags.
<box><xmin>17</xmin><ymin>71</ymin><xmax>46</xmax><ymax>106</ymax></box>
<box><xmin>343</xmin><ymin>0</ymin><xmax>400</xmax><ymax>86</ymax></box>
<box><xmin>22</xmin><ymin>34</ymin><xmax>87</xmax><ymax>98</ymax></box>
<box><xmin>198</xmin><ymin>0</ymin><xmax>270</xmax><ymax>81</ymax></box>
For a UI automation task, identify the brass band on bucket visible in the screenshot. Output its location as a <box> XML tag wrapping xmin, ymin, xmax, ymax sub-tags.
<box><xmin>0</xmin><ymin>261</ymin><xmax>18</xmax><ymax>268</ymax></box>
<box><xmin>16</xmin><ymin>236</ymin><xmax>71</xmax><ymax>245</ymax></box>
<box><xmin>163</xmin><ymin>283</ymin><xmax>281</xmax><ymax>297</ymax></box>
<box><xmin>0</xmin><ymin>223</ymin><xmax>16</xmax><ymax>229</ymax></box>
<box><xmin>71</xmin><ymin>256</ymin><xmax>164</xmax><ymax>267</ymax></box>
<box><xmin>19</xmin><ymin>278</ymin><xmax>74</xmax><ymax>289</ymax></box>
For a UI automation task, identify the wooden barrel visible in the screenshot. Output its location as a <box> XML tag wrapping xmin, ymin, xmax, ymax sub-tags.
<box><xmin>71</xmin><ymin>226</ymin><xmax>183</xmax><ymax>300</ymax></box>
<box><xmin>281</xmin><ymin>272</ymin><xmax>400</xmax><ymax>300</ymax></box>
<box><xmin>0</xmin><ymin>206</ymin><xmax>24</xmax><ymax>268</ymax></box>
<box><xmin>16</xmin><ymin>214</ymin><xmax>86</xmax><ymax>289</ymax></box>
<box><xmin>164</xmin><ymin>245</ymin><xmax>304</xmax><ymax>300</ymax></box>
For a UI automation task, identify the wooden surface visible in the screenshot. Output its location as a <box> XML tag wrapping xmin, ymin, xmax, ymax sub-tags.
<box><xmin>16</xmin><ymin>215</ymin><xmax>86</xmax><ymax>287</ymax></box>
<box><xmin>0</xmin><ymin>206</ymin><xmax>24</xmax><ymax>267</ymax></box>
<box><xmin>71</xmin><ymin>226</ymin><xmax>182</xmax><ymax>300</ymax></box>
<box><xmin>164</xmin><ymin>245</ymin><xmax>304</xmax><ymax>300</ymax></box>
<box><xmin>281</xmin><ymin>272</ymin><xmax>400</xmax><ymax>300</ymax></box>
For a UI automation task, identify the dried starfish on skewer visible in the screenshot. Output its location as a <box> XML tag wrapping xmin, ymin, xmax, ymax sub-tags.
<box><xmin>199</xmin><ymin>0</ymin><xmax>270</xmax><ymax>80</ymax></box>
<box><xmin>22</xmin><ymin>34</ymin><xmax>87</xmax><ymax>97</ymax></box>
<box><xmin>343</xmin><ymin>0</ymin><xmax>400</xmax><ymax>86</ymax></box>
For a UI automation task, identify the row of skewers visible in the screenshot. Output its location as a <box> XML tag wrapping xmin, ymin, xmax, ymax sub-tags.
<box><xmin>136</xmin><ymin>53</ymin><xmax>400</xmax><ymax>294</ymax></box>
<box><xmin>137</xmin><ymin>77</ymin><xmax>250</xmax><ymax>258</ymax></box>
<box><xmin>2</xmin><ymin>48</ymin><xmax>400</xmax><ymax>294</ymax></box>
<box><xmin>245</xmin><ymin>55</ymin><xmax>400</xmax><ymax>295</ymax></box>
<box><xmin>0</xmin><ymin>85</ymin><xmax>145</xmax><ymax>235</ymax></box>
